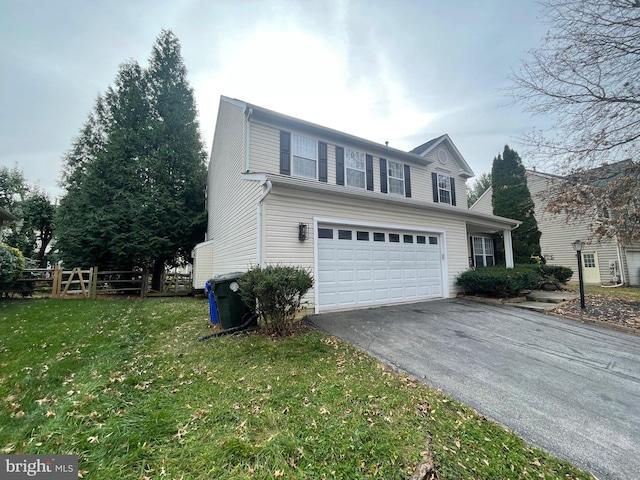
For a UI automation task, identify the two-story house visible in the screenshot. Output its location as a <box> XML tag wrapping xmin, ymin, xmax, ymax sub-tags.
<box><xmin>471</xmin><ymin>167</ymin><xmax>640</xmax><ymax>286</ymax></box>
<box><xmin>193</xmin><ymin>96</ymin><xmax>521</xmax><ymax>312</ymax></box>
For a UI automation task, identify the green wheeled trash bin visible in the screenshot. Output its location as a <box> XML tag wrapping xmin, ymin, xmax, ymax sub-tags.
<box><xmin>211</xmin><ymin>272</ymin><xmax>252</xmax><ymax>330</ymax></box>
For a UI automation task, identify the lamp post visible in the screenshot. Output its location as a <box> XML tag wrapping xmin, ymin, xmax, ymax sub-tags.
<box><xmin>572</xmin><ymin>239</ymin><xmax>586</xmax><ymax>309</ymax></box>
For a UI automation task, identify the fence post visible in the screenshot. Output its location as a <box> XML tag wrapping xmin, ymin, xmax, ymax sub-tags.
<box><xmin>140</xmin><ymin>268</ymin><xmax>148</xmax><ymax>298</ymax></box>
<box><xmin>52</xmin><ymin>266</ymin><xmax>60</xmax><ymax>298</ymax></box>
<box><xmin>91</xmin><ymin>266</ymin><xmax>98</xmax><ymax>299</ymax></box>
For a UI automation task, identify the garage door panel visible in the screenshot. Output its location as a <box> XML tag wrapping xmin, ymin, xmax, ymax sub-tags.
<box><xmin>318</xmin><ymin>224</ymin><xmax>444</xmax><ymax>311</ymax></box>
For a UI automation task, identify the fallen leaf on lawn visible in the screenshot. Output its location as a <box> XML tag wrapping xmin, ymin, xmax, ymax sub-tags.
<box><xmin>454</xmin><ymin>438</ymin><xmax>461</xmax><ymax>449</ymax></box>
<box><xmin>2</xmin><ymin>444</ymin><xmax>15</xmax><ymax>453</ymax></box>
<box><xmin>274</xmin><ymin>470</ymin><xmax>284</xmax><ymax>477</ymax></box>
<box><xmin>45</xmin><ymin>410</ymin><xmax>56</xmax><ymax>417</ymax></box>
<box><xmin>87</xmin><ymin>436</ymin><xmax>99</xmax><ymax>443</ymax></box>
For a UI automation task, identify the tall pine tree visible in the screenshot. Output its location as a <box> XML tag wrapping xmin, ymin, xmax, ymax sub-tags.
<box><xmin>145</xmin><ymin>30</ymin><xmax>207</xmax><ymax>290</ymax></box>
<box><xmin>56</xmin><ymin>30</ymin><xmax>207</xmax><ymax>288</ymax></box>
<box><xmin>491</xmin><ymin>145</ymin><xmax>542</xmax><ymax>264</ymax></box>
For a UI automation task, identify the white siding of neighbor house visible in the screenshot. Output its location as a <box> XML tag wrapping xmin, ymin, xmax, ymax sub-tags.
<box><xmin>192</xmin><ymin>241</ymin><xmax>214</xmax><ymax>290</ymax></box>
<box><xmin>248</xmin><ymin>120</ymin><xmax>469</xmax><ymax>208</ymax></box>
<box><xmin>262</xmin><ymin>188</ymin><xmax>470</xmax><ymax>310</ymax></box>
<box><xmin>526</xmin><ymin>172</ymin><xmax>623</xmax><ymax>284</ymax></box>
<box><xmin>205</xmin><ymin>98</ymin><xmax>263</xmax><ymax>276</ymax></box>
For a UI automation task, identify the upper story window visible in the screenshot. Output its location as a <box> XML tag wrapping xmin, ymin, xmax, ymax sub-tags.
<box><xmin>292</xmin><ymin>134</ymin><xmax>317</xmax><ymax>179</ymax></box>
<box><xmin>437</xmin><ymin>173</ymin><xmax>452</xmax><ymax>204</ymax></box>
<box><xmin>345</xmin><ymin>149</ymin><xmax>366</xmax><ymax>188</ymax></box>
<box><xmin>388</xmin><ymin>161</ymin><xmax>404</xmax><ymax>196</ymax></box>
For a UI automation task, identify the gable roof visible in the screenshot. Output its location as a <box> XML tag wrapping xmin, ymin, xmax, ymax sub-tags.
<box><xmin>0</xmin><ymin>206</ymin><xmax>18</xmax><ymax>223</ymax></box>
<box><xmin>410</xmin><ymin>133</ymin><xmax>474</xmax><ymax>178</ymax></box>
<box><xmin>224</xmin><ymin>96</ymin><xmax>431</xmax><ymax>167</ymax></box>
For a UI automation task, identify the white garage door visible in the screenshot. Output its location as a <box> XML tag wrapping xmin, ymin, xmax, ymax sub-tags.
<box><xmin>317</xmin><ymin>224</ymin><xmax>444</xmax><ymax>311</ymax></box>
<box><xmin>626</xmin><ymin>250</ymin><xmax>640</xmax><ymax>286</ymax></box>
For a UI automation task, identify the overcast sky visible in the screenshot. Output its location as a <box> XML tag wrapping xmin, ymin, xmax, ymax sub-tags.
<box><xmin>0</xmin><ymin>0</ymin><xmax>552</xmax><ymax>199</ymax></box>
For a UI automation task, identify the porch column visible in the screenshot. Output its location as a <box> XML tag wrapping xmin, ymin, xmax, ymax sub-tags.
<box><xmin>503</xmin><ymin>229</ymin><xmax>514</xmax><ymax>268</ymax></box>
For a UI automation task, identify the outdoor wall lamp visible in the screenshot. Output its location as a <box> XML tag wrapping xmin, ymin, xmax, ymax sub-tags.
<box><xmin>298</xmin><ymin>223</ymin><xmax>308</xmax><ymax>241</ymax></box>
<box><xmin>571</xmin><ymin>239</ymin><xmax>586</xmax><ymax>309</ymax></box>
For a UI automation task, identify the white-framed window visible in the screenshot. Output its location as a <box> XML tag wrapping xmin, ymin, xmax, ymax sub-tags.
<box><xmin>345</xmin><ymin>148</ymin><xmax>365</xmax><ymax>188</ymax></box>
<box><xmin>438</xmin><ymin>173</ymin><xmax>452</xmax><ymax>204</ymax></box>
<box><xmin>388</xmin><ymin>160</ymin><xmax>404</xmax><ymax>195</ymax></box>
<box><xmin>473</xmin><ymin>236</ymin><xmax>495</xmax><ymax>267</ymax></box>
<box><xmin>292</xmin><ymin>134</ymin><xmax>317</xmax><ymax>179</ymax></box>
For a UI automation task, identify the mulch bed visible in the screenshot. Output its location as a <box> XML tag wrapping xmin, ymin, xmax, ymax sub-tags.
<box><xmin>551</xmin><ymin>294</ymin><xmax>640</xmax><ymax>333</ymax></box>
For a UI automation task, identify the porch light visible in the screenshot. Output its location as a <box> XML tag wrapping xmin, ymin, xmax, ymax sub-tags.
<box><xmin>571</xmin><ymin>239</ymin><xmax>586</xmax><ymax>309</ymax></box>
<box><xmin>298</xmin><ymin>223</ymin><xmax>308</xmax><ymax>241</ymax></box>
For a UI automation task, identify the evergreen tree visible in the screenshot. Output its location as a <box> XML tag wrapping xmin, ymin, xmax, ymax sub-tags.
<box><xmin>145</xmin><ymin>30</ymin><xmax>207</xmax><ymax>290</ymax></box>
<box><xmin>55</xmin><ymin>30</ymin><xmax>207</xmax><ymax>289</ymax></box>
<box><xmin>491</xmin><ymin>145</ymin><xmax>542</xmax><ymax>264</ymax></box>
<box><xmin>467</xmin><ymin>172</ymin><xmax>492</xmax><ymax>207</ymax></box>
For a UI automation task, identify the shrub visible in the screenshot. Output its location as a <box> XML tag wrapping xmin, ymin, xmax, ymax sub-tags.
<box><xmin>456</xmin><ymin>264</ymin><xmax>574</xmax><ymax>298</ymax></box>
<box><xmin>238</xmin><ymin>264</ymin><xmax>314</xmax><ymax>336</ymax></box>
<box><xmin>0</xmin><ymin>244</ymin><xmax>25</xmax><ymax>295</ymax></box>
<box><xmin>455</xmin><ymin>266</ymin><xmax>540</xmax><ymax>298</ymax></box>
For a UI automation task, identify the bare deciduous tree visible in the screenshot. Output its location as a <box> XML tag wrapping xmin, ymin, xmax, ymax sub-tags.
<box><xmin>510</xmin><ymin>0</ymin><xmax>640</xmax><ymax>243</ymax></box>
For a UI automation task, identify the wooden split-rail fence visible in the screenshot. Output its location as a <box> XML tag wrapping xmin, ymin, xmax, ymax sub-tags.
<box><xmin>2</xmin><ymin>266</ymin><xmax>192</xmax><ymax>299</ymax></box>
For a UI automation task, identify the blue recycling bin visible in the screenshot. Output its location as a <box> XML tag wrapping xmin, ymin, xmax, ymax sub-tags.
<box><xmin>205</xmin><ymin>281</ymin><xmax>219</xmax><ymax>325</ymax></box>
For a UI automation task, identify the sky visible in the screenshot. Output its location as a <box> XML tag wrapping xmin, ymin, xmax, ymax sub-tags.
<box><xmin>0</xmin><ymin>0</ymin><xmax>553</xmax><ymax>199</ymax></box>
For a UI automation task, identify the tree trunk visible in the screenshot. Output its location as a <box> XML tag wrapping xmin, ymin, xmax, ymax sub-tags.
<box><xmin>151</xmin><ymin>258</ymin><xmax>165</xmax><ymax>292</ymax></box>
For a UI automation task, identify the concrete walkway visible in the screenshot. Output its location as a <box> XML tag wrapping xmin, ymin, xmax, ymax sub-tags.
<box><xmin>307</xmin><ymin>299</ymin><xmax>640</xmax><ymax>480</ymax></box>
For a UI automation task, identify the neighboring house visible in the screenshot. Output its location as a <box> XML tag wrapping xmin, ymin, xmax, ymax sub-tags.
<box><xmin>193</xmin><ymin>96</ymin><xmax>520</xmax><ymax>312</ymax></box>
<box><xmin>0</xmin><ymin>206</ymin><xmax>18</xmax><ymax>234</ymax></box>
<box><xmin>471</xmin><ymin>167</ymin><xmax>640</xmax><ymax>286</ymax></box>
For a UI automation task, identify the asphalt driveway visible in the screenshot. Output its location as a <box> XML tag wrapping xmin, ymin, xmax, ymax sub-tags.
<box><xmin>307</xmin><ymin>298</ymin><xmax>640</xmax><ymax>480</ymax></box>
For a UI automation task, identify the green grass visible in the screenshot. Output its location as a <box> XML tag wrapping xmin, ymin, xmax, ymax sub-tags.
<box><xmin>565</xmin><ymin>281</ymin><xmax>640</xmax><ymax>300</ymax></box>
<box><xmin>0</xmin><ymin>298</ymin><xmax>593</xmax><ymax>479</ymax></box>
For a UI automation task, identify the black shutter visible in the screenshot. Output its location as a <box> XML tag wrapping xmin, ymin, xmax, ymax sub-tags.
<box><xmin>366</xmin><ymin>154</ymin><xmax>374</xmax><ymax>191</ymax></box>
<box><xmin>319</xmin><ymin>142</ymin><xmax>328</xmax><ymax>183</ymax></box>
<box><xmin>432</xmin><ymin>172</ymin><xmax>439</xmax><ymax>203</ymax></box>
<box><xmin>450</xmin><ymin>177</ymin><xmax>457</xmax><ymax>206</ymax></box>
<box><xmin>380</xmin><ymin>158</ymin><xmax>388</xmax><ymax>193</ymax></box>
<box><xmin>404</xmin><ymin>164</ymin><xmax>412</xmax><ymax>198</ymax></box>
<box><xmin>280</xmin><ymin>131</ymin><xmax>291</xmax><ymax>175</ymax></box>
<box><xmin>335</xmin><ymin>146</ymin><xmax>344</xmax><ymax>185</ymax></box>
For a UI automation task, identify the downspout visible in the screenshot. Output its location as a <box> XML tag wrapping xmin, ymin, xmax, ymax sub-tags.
<box><xmin>256</xmin><ymin>180</ymin><xmax>273</xmax><ymax>266</ymax></box>
<box><xmin>244</xmin><ymin>107</ymin><xmax>253</xmax><ymax>172</ymax></box>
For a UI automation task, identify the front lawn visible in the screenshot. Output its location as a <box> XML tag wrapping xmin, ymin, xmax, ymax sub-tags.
<box><xmin>0</xmin><ymin>298</ymin><xmax>593</xmax><ymax>479</ymax></box>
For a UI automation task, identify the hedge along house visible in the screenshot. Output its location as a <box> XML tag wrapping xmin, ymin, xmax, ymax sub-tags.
<box><xmin>193</xmin><ymin>96</ymin><xmax>520</xmax><ymax>313</ymax></box>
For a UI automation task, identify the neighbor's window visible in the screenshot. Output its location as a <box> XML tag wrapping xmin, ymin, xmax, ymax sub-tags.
<box><xmin>292</xmin><ymin>134</ymin><xmax>317</xmax><ymax>179</ymax></box>
<box><xmin>473</xmin><ymin>236</ymin><xmax>494</xmax><ymax>267</ymax></box>
<box><xmin>345</xmin><ymin>148</ymin><xmax>366</xmax><ymax>188</ymax></box>
<box><xmin>388</xmin><ymin>160</ymin><xmax>404</xmax><ymax>195</ymax></box>
<box><xmin>438</xmin><ymin>173</ymin><xmax>452</xmax><ymax>204</ymax></box>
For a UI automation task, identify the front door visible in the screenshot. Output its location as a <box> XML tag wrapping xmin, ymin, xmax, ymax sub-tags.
<box><xmin>581</xmin><ymin>251</ymin><xmax>601</xmax><ymax>284</ymax></box>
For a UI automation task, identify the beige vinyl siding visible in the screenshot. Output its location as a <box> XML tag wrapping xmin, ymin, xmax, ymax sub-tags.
<box><xmin>249</xmin><ymin>122</ymin><xmax>280</xmax><ymax>173</ymax></box>
<box><xmin>469</xmin><ymin>189</ymin><xmax>493</xmax><ymax>215</ymax></box>
<box><xmin>248</xmin><ymin>120</ymin><xmax>458</xmax><ymax>205</ymax></box>
<box><xmin>192</xmin><ymin>241</ymin><xmax>214</xmax><ymax>289</ymax></box>
<box><xmin>527</xmin><ymin>172</ymin><xmax>621</xmax><ymax>283</ymax></box>
<box><xmin>263</xmin><ymin>188</ymin><xmax>470</xmax><ymax>309</ymax></box>
<box><xmin>207</xmin><ymin>99</ymin><xmax>262</xmax><ymax>275</ymax></box>
<box><xmin>422</xmin><ymin>145</ymin><xmax>469</xmax><ymax>209</ymax></box>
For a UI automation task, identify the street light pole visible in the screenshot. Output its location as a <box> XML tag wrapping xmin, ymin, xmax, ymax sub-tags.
<box><xmin>572</xmin><ymin>239</ymin><xmax>586</xmax><ymax>310</ymax></box>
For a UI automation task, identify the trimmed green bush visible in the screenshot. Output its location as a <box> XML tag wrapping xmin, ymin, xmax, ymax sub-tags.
<box><xmin>238</xmin><ymin>264</ymin><xmax>313</xmax><ymax>336</ymax></box>
<box><xmin>455</xmin><ymin>264</ymin><xmax>574</xmax><ymax>298</ymax></box>
<box><xmin>455</xmin><ymin>266</ymin><xmax>541</xmax><ymax>298</ymax></box>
